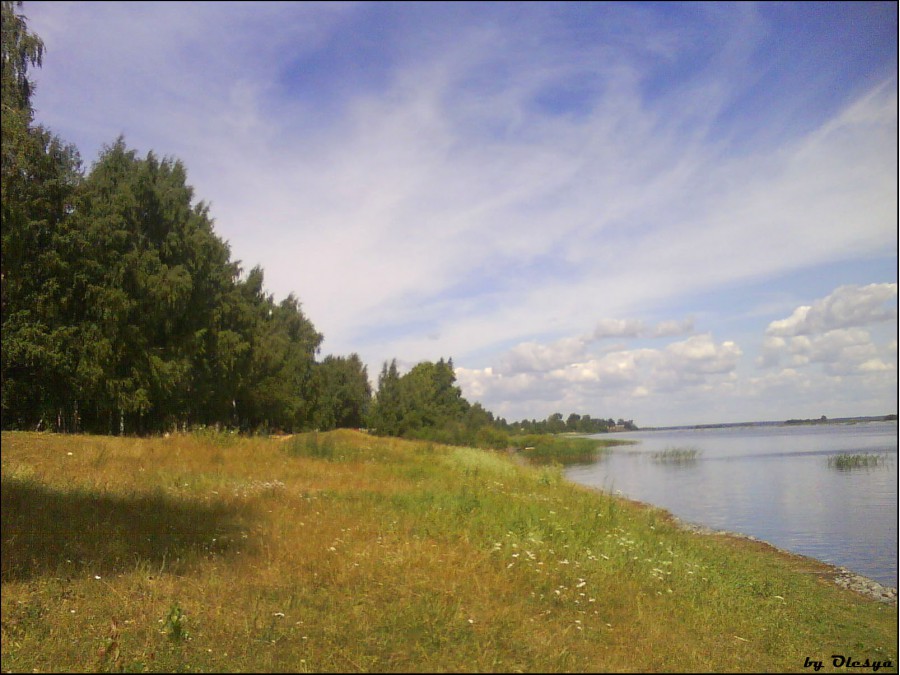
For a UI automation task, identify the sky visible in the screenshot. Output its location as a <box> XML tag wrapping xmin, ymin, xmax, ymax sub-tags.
<box><xmin>22</xmin><ymin>1</ymin><xmax>898</xmax><ymax>427</ymax></box>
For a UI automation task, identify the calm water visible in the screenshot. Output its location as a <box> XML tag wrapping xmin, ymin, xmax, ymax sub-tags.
<box><xmin>565</xmin><ymin>421</ymin><xmax>898</xmax><ymax>588</ymax></box>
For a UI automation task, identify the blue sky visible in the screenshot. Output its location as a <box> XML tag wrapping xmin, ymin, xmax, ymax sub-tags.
<box><xmin>24</xmin><ymin>1</ymin><xmax>897</xmax><ymax>427</ymax></box>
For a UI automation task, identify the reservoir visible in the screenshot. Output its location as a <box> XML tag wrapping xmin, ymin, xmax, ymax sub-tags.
<box><xmin>565</xmin><ymin>421</ymin><xmax>898</xmax><ymax>588</ymax></box>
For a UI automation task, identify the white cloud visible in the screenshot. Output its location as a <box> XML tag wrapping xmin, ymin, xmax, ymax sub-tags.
<box><xmin>649</xmin><ymin>318</ymin><xmax>695</xmax><ymax>338</ymax></box>
<box><xmin>759</xmin><ymin>284</ymin><xmax>898</xmax><ymax>378</ymax></box>
<box><xmin>498</xmin><ymin>337</ymin><xmax>589</xmax><ymax>375</ymax></box>
<box><xmin>457</xmin><ymin>331</ymin><xmax>743</xmax><ymax>421</ymax></box>
<box><xmin>27</xmin><ymin>5</ymin><xmax>897</xmax><ymax>363</ymax></box>
<box><xmin>22</xmin><ymin>3</ymin><xmax>898</xmax><ymax>426</ymax></box>
<box><xmin>859</xmin><ymin>359</ymin><xmax>893</xmax><ymax>374</ymax></box>
<box><xmin>765</xmin><ymin>283</ymin><xmax>897</xmax><ymax>337</ymax></box>
<box><xmin>663</xmin><ymin>334</ymin><xmax>742</xmax><ymax>375</ymax></box>
<box><xmin>592</xmin><ymin>319</ymin><xmax>645</xmax><ymax>339</ymax></box>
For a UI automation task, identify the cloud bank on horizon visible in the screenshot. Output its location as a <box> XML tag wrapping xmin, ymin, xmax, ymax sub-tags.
<box><xmin>24</xmin><ymin>1</ymin><xmax>897</xmax><ymax>426</ymax></box>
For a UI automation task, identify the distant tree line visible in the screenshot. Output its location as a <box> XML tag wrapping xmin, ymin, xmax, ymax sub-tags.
<box><xmin>506</xmin><ymin>413</ymin><xmax>637</xmax><ymax>434</ymax></box>
<box><xmin>364</xmin><ymin>357</ymin><xmax>634</xmax><ymax>448</ymax></box>
<box><xmin>0</xmin><ymin>1</ymin><xmax>634</xmax><ymax>441</ymax></box>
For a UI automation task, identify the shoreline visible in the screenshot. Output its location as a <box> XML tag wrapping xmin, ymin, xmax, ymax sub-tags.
<box><xmin>667</xmin><ymin>514</ymin><xmax>898</xmax><ymax>605</ymax></box>
<box><xmin>571</xmin><ymin>481</ymin><xmax>898</xmax><ymax>605</ymax></box>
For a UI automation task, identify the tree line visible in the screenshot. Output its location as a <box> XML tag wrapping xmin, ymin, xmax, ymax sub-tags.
<box><xmin>1</xmin><ymin>1</ymin><xmax>634</xmax><ymax>441</ymax></box>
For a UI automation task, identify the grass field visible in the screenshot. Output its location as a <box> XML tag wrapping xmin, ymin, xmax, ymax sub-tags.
<box><xmin>2</xmin><ymin>430</ymin><xmax>896</xmax><ymax>672</ymax></box>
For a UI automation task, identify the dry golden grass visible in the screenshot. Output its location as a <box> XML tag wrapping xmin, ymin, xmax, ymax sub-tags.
<box><xmin>2</xmin><ymin>429</ymin><xmax>896</xmax><ymax>673</ymax></box>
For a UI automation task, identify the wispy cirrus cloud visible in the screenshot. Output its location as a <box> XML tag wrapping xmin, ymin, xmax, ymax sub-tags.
<box><xmin>25</xmin><ymin>2</ymin><xmax>897</xmax><ymax>425</ymax></box>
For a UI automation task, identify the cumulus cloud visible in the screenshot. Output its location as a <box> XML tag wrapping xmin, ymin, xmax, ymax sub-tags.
<box><xmin>650</xmin><ymin>318</ymin><xmax>695</xmax><ymax>338</ymax></box>
<box><xmin>759</xmin><ymin>285</ymin><xmax>898</xmax><ymax>377</ymax></box>
<box><xmin>664</xmin><ymin>334</ymin><xmax>742</xmax><ymax>374</ymax></box>
<box><xmin>498</xmin><ymin>337</ymin><xmax>589</xmax><ymax>375</ymax></box>
<box><xmin>765</xmin><ymin>283</ymin><xmax>897</xmax><ymax>337</ymax></box>
<box><xmin>457</xmin><ymin>331</ymin><xmax>742</xmax><ymax>421</ymax></box>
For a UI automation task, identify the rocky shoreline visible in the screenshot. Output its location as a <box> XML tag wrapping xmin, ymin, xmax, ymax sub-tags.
<box><xmin>670</xmin><ymin>516</ymin><xmax>898</xmax><ymax>605</ymax></box>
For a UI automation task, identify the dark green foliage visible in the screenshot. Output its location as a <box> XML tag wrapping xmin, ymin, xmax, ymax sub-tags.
<box><xmin>367</xmin><ymin>354</ymin><xmax>632</xmax><ymax>449</ymax></box>
<box><xmin>2</xmin><ymin>2</ymin><xmax>84</xmax><ymax>430</ymax></box>
<box><xmin>369</xmin><ymin>359</ymin><xmax>403</xmax><ymax>436</ymax></box>
<box><xmin>370</xmin><ymin>357</ymin><xmax>472</xmax><ymax>441</ymax></box>
<box><xmin>508</xmin><ymin>413</ymin><xmax>626</xmax><ymax>434</ymax></box>
<box><xmin>1</xmin><ymin>2</ymin><xmax>326</xmax><ymax>434</ymax></box>
<box><xmin>311</xmin><ymin>353</ymin><xmax>371</xmax><ymax>430</ymax></box>
<box><xmin>2</xmin><ymin>132</ymin><xmax>324</xmax><ymax>433</ymax></box>
<box><xmin>1</xmin><ymin>1</ymin><xmax>43</xmax><ymax>120</ymax></box>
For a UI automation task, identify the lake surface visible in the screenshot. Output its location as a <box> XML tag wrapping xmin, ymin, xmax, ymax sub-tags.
<box><xmin>565</xmin><ymin>421</ymin><xmax>898</xmax><ymax>588</ymax></box>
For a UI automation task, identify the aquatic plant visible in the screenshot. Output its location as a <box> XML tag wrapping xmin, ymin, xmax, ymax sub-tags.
<box><xmin>512</xmin><ymin>435</ymin><xmax>623</xmax><ymax>466</ymax></box>
<box><xmin>651</xmin><ymin>447</ymin><xmax>701</xmax><ymax>463</ymax></box>
<box><xmin>827</xmin><ymin>453</ymin><xmax>886</xmax><ymax>470</ymax></box>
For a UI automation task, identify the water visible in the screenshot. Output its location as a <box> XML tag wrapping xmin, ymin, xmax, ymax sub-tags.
<box><xmin>565</xmin><ymin>421</ymin><xmax>898</xmax><ymax>588</ymax></box>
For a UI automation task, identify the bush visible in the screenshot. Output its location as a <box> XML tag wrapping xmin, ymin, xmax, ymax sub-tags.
<box><xmin>475</xmin><ymin>426</ymin><xmax>510</xmax><ymax>450</ymax></box>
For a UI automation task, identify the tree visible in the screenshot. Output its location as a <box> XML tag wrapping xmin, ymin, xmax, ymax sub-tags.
<box><xmin>369</xmin><ymin>359</ymin><xmax>403</xmax><ymax>436</ymax></box>
<box><xmin>1</xmin><ymin>1</ymin><xmax>43</xmax><ymax>122</ymax></box>
<box><xmin>61</xmin><ymin>139</ymin><xmax>247</xmax><ymax>433</ymax></box>
<box><xmin>2</xmin><ymin>3</ymin><xmax>334</xmax><ymax>436</ymax></box>
<box><xmin>546</xmin><ymin>412</ymin><xmax>565</xmax><ymax>434</ymax></box>
<box><xmin>2</xmin><ymin>1</ymin><xmax>85</xmax><ymax>430</ymax></box>
<box><xmin>312</xmin><ymin>353</ymin><xmax>371</xmax><ymax>430</ymax></box>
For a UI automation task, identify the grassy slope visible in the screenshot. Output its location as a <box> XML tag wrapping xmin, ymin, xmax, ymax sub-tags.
<box><xmin>1</xmin><ymin>430</ymin><xmax>896</xmax><ymax>673</ymax></box>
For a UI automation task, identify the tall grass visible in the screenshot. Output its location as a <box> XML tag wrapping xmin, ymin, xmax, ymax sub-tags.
<box><xmin>2</xmin><ymin>430</ymin><xmax>896</xmax><ymax>673</ymax></box>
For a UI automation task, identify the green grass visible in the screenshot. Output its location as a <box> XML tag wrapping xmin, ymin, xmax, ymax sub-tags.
<box><xmin>1</xmin><ymin>430</ymin><xmax>896</xmax><ymax>673</ymax></box>
<box><xmin>827</xmin><ymin>453</ymin><xmax>887</xmax><ymax>470</ymax></box>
